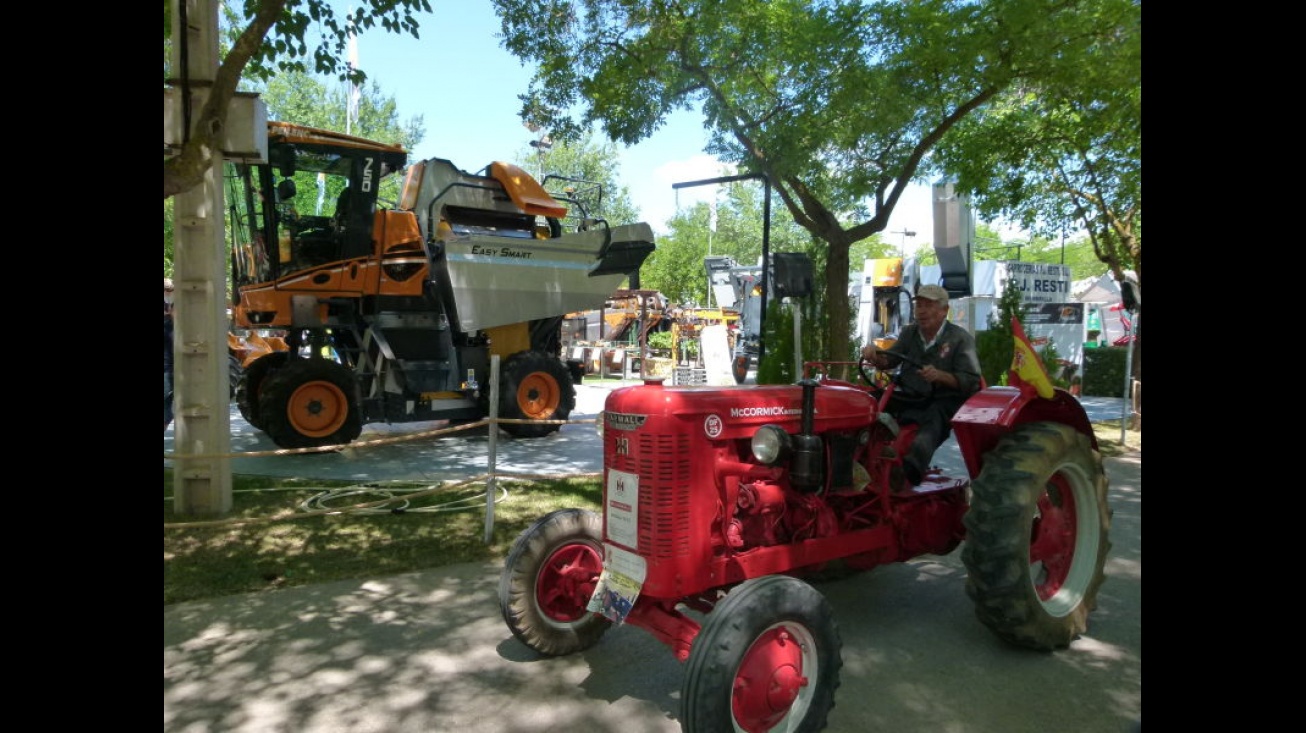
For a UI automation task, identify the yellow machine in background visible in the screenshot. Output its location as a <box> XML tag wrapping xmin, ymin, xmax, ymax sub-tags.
<box><xmin>864</xmin><ymin>257</ymin><xmax>916</xmax><ymax>350</ymax></box>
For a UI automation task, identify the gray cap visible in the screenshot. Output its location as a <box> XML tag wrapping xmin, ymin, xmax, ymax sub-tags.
<box><xmin>915</xmin><ymin>284</ymin><xmax>949</xmax><ymax>304</ymax></box>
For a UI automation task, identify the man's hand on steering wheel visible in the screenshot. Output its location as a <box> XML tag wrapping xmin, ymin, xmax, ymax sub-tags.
<box><xmin>858</xmin><ymin>348</ymin><xmax>929</xmax><ymax>401</ymax></box>
<box><xmin>857</xmin><ymin>354</ymin><xmax>891</xmax><ymax>393</ymax></box>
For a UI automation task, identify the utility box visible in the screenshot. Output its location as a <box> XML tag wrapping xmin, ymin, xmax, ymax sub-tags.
<box><xmin>164</xmin><ymin>88</ymin><xmax>269</xmax><ymax>163</ymax></box>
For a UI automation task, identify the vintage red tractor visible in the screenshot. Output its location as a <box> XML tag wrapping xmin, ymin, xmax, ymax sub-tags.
<box><xmin>498</xmin><ymin>356</ymin><xmax>1111</xmax><ymax>732</ymax></box>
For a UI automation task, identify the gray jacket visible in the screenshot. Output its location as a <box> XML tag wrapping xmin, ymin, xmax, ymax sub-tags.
<box><xmin>884</xmin><ymin>321</ymin><xmax>982</xmax><ymax>402</ymax></box>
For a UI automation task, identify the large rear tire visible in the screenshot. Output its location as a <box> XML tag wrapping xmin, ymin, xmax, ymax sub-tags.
<box><xmin>235</xmin><ymin>351</ymin><xmax>290</xmax><ymax>429</ymax></box>
<box><xmin>681</xmin><ymin>575</ymin><xmax>842</xmax><ymax>733</ymax></box>
<box><xmin>499</xmin><ymin>508</ymin><xmax>612</xmax><ymax>656</ymax></box>
<box><xmin>498</xmin><ymin>351</ymin><xmax>576</xmax><ymax>438</ymax></box>
<box><xmin>256</xmin><ymin>358</ymin><xmax>362</xmax><ymax>449</ymax></box>
<box><xmin>961</xmin><ymin>421</ymin><xmax>1112</xmax><ymax>650</ymax></box>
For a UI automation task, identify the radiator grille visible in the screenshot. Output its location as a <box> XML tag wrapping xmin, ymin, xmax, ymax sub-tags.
<box><xmin>622</xmin><ymin>432</ymin><xmax>691</xmax><ymax>560</ymax></box>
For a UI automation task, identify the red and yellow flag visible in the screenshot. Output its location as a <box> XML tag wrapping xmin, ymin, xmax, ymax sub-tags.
<box><xmin>1009</xmin><ymin>316</ymin><xmax>1055</xmax><ymax>399</ymax></box>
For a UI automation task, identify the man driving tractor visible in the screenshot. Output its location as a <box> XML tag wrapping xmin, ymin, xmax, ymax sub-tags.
<box><xmin>860</xmin><ymin>283</ymin><xmax>982</xmax><ymax>486</ymax></box>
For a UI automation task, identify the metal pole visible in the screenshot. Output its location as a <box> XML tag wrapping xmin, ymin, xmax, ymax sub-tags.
<box><xmin>760</xmin><ymin>181</ymin><xmax>771</xmax><ymax>367</ymax></box>
<box><xmin>672</xmin><ymin>172</ymin><xmax>771</xmax><ymax>366</ymax></box>
<box><xmin>792</xmin><ymin>300</ymin><xmax>802</xmax><ymax>379</ymax></box>
<box><xmin>484</xmin><ymin>355</ymin><xmax>500</xmax><ymax>544</ymax></box>
<box><xmin>706</xmin><ymin>228</ymin><xmax>714</xmax><ymax>308</ymax></box>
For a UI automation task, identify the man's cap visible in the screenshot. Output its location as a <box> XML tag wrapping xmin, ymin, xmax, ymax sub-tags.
<box><xmin>915</xmin><ymin>284</ymin><xmax>949</xmax><ymax>304</ymax></box>
<box><xmin>164</xmin><ymin>278</ymin><xmax>175</xmax><ymax>291</ymax></box>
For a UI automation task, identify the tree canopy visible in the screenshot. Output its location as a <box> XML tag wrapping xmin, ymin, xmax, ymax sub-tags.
<box><xmin>491</xmin><ymin>0</ymin><xmax>1141</xmax><ymax>363</ymax></box>
<box><xmin>934</xmin><ymin>0</ymin><xmax>1141</xmax><ymax>289</ymax></box>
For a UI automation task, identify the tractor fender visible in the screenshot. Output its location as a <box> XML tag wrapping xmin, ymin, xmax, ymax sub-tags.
<box><xmin>950</xmin><ymin>386</ymin><xmax>1097</xmax><ymax>480</ymax></box>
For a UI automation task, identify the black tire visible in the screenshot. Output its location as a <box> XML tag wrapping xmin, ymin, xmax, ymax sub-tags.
<box><xmin>498</xmin><ymin>351</ymin><xmax>576</xmax><ymax>438</ymax></box>
<box><xmin>681</xmin><ymin>575</ymin><xmax>842</xmax><ymax>733</ymax></box>
<box><xmin>236</xmin><ymin>351</ymin><xmax>290</xmax><ymax>429</ymax></box>
<box><xmin>256</xmin><ymin>358</ymin><xmax>362</xmax><ymax>449</ymax></box>
<box><xmin>961</xmin><ymin>422</ymin><xmax>1112</xmax><ymax>651</ymax></box>
<box><xmin>498</xmin><ymin>508</ymin><xmax>612</xmax><ymax>656</ymax></box>
<box><xmin>227</xmin><ymin>353</ymin><xmax>244</xmax><ymax>401</ymax></box>
<box><xmin>732</xmin><ymin>355</ymin><xmax>750</xmax><ymax>384</ymax></box>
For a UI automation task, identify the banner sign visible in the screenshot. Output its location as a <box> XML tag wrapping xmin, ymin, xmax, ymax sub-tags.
<box><xmin>1004</xmin><ymin>262</ymin><xmax>1072</xmax><ymax>304</ymax></box>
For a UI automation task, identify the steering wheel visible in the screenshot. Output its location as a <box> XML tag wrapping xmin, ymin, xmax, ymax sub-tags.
<box><xmin>858</xmin><ymin>350</ymin><xmax>931</xmax><ymax>403</ymax></box>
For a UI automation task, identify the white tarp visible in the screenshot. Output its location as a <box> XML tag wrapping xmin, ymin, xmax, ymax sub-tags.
<box><xmin>700</xmin><ymin>324</ymin><xmax>737</xmax><ymax>385</ymax></box>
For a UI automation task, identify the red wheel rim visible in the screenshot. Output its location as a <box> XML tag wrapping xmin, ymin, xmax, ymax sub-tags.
<box><xmin>1029</xmin><ymin>476</ymin><xmax>1078</xmax><ymax>601</ymax></box>
<box><xmin>533</xmin><ymin>543</ymin><xmax>602</xmax><ymax>622</ymax></box>
<box><xmin>732</xmin><ymin>626</ymin><xmax>810</xmax><ymax>732</ymax></box>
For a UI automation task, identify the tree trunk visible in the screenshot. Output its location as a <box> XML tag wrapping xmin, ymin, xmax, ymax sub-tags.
<box><xmin>823</xmin><ymin>232</ymin><xmax>852</xmax><ymax>363</ymax></box>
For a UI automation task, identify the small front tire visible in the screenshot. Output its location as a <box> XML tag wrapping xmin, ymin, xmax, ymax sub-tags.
<box><xmin>681</xmin><ymin>575</ymin><xmax>842</xmax><ymax>733</ymax></box>
<box><xmin>499</xmin><ymin>508</ymin><xmax>612</xmax><ymax>656</ymax></box>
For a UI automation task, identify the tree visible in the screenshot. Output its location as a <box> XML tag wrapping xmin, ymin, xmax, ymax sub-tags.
<box><xmin>639</xmin><ymin>178</ymin><xmax>818</xmax><ymax>306</ymax></box>
<box><xmin>491</xmin><ymin>0</ymin><xmax>1137</xmax><ymax>364</ymax></box>
<box><xmin>259</xmin><ymin>73</ymin><xmax>423</xmax><ymax>146</ymax></box>
<box><xmin>933</xmin><ymin>0</ymin><xmax>1139</xmax><ymax>381</ymax></box>
<box><xmin>975</xmin><ymin>277</ymin><xmax>1025</xmax><ymax>388</ymax></box>
<box><xmin>935</xmin><ymin>1</ymin><xmax>1140</xmax><ymax>289</ymax></box>
<box><xmin>163</xmin><ymin>0</ymin><xmax>431</xmax><ymax>200</ymax></box>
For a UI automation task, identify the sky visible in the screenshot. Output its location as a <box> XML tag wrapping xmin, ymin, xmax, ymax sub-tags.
<box><xmin>339</xmin><ymin>1</ymin><xmax>962</xmax><ymax>247</ymax></box>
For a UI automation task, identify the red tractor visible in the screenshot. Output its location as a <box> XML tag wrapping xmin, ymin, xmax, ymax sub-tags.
<box><xmin>499</xmin><ymin>356</ymin><xmax>1111</xmax><ymax>732</ymax></box>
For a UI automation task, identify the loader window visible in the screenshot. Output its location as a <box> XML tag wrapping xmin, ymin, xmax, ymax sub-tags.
<box><xmin>276</xmin><ymin>169</ymin><xmax>352</xmax><ymax>269</ymax></box>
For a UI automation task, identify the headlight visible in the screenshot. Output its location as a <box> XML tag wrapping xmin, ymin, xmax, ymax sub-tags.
<box><xmin>595</xmin><ymin>411</ymin><xmax>605</xmax><ymax>439</ymax></box>
<box><xmin>751</xmin><ymin>424</ymin><xmax>792</xmax><ymax>465</ymax></box>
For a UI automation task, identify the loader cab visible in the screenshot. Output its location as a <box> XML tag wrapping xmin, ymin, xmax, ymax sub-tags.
<box><xmin>267</xmin><ymin>143</ymin><xmax>402</xmax><ymax>269</ymax></box>
<box><xmin>227</xmin><ymin>123</ymin><xmax>408</xmax><ymax>292</ymax></box>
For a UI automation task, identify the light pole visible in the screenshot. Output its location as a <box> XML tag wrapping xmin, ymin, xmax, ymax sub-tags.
<box><xmin>891</xmin><ymin>229</ymin><xmax>916</xmax><ymax>259</ymax></box>
<box><xmin>528</xmin><ymin>136</ymin><xmax>552</xmax><ymax>178</ymax></box>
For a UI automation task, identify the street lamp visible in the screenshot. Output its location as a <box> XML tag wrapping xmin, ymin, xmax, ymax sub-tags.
<box><xmin>528</xmin><ymin>136</ymin><xmax>553</xmax><ymax>178</ymax></box>
<box><xmin>890</xmin><ymin>229</ymin><xmax>916</xmax><ymax>259</ymax></box>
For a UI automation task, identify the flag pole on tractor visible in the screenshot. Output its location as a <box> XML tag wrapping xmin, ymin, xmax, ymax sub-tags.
<box><xmin>1009</xmin><ymin>316</ymin><xmax>1055</xmax><ymax>399</ymax></box>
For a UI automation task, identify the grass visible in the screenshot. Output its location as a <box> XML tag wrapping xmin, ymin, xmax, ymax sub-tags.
<box><xmin>164</xmin><ymin>421</ymin><xmax>1138</xmax><ymax>606</ymax></box>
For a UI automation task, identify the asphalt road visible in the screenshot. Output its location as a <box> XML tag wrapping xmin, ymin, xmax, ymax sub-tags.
<box><xmin>164</xmin><ymin>382</ymin><xmax>1141</xmax><ymax>733</ymax></box>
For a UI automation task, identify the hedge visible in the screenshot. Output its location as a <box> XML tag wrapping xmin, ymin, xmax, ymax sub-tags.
<box><xmin>1082</xmin><ymin>346</ymin><xmax>1130</xmax><ymax>397</ymax></box>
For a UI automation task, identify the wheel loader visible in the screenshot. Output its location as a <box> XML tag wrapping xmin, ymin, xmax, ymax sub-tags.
<box><xmin>225</xmin><ymin>122</ymin><xmax>655</xmax><ymax>449</ymax></box>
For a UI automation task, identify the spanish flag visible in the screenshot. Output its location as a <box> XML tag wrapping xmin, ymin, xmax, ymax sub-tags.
<box><xmin>1009</xmin><ymin>316</ymin><xmax>1055</xmax><ymax>399</ymax></box>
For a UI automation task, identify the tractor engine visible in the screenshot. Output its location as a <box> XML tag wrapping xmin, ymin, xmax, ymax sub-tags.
<box><xmin>599</xmin><ymin>377</ymin><xmax>964</xmax><ymax>603</ymax></box>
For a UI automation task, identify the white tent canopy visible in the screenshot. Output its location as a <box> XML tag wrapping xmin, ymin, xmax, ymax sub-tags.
<box><xmin>1071</xmin><ymin>271</ymin><xmax>1138</xmax><ymax>304</ymax></box>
